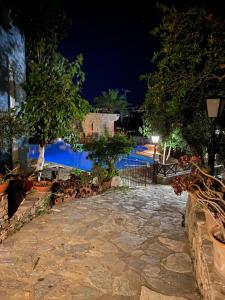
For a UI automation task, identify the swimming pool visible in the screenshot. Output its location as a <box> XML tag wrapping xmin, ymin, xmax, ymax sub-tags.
<box><xmin>28</xmin><ymin>142</ymin><xmax>154</xmax><ymax>171</ymax></box>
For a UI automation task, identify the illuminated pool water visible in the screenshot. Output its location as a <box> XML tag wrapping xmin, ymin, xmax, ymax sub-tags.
<box><xmin>28</xmin><ymin>142</ymin><xmax>154</xmax><ymax>171</ymax></box>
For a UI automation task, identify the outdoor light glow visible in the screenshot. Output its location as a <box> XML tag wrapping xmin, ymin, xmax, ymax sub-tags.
<box><xmin>151</xmin><ymin>135</ymin><xmax>159</xmax><ymax>144</ymax></box>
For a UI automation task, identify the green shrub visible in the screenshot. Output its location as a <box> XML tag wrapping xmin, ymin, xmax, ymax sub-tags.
<box><xmin>85</xmin><ymin>134</ymin><xmax>134</xmax><ymax>181</ymax></box>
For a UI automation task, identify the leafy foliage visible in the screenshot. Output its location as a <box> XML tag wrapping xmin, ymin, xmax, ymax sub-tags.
<box><xmin>139</xmin><ymin>119</ymin><xmax>152</xmax><ymax>138</ymax></box>
<box><xmin>85</xmin><ymin>134</ymin><xmax>134</xmax><ymax>181</ymax></box>
<box><xmin>0</xmin><ymin>109</ymin><xmax>27</xmax><ymax>149</ymax></box>
<box><xmin>21</xmin><ymin>52</ymin><xmax>90</xmax><ymax>147</ymax></box>
<box><xmin>94</xmin><ymin>89</ymin><xmax>128</xmax><ymax>115</ymax></box>
<box><xmin>163</xmin><ymin>127</ymin><xmax>189</xmax><ymax>153</ymax></box>
<box><xmin>142</xmin><ymin>5</ymin><xmax>225</xmax><ymax>154</ymax></box>
<box><xmin>12</xmin><ymin>0</ymin><xmax>68</xmax><ymax>63</ymax></box>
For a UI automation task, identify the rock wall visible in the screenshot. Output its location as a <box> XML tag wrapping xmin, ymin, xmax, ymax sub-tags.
<box><xmin>0</xmin><ymin>191</ymin><xmax>50</xmax><ymax>242</ymax></box>
<box><xmin>9</xmin><ymin>191</ymin><xmax>50</xmax><ymax>233</ymax></box>
<box><xmin>0</xmin><ymin>193</ymin><xmax>9</xmax><ymax>242</ymax></box>
<box><xmin>186</xmin><ymin>194</ymin><xmax>225</xmax><ymax>300</ymax></box>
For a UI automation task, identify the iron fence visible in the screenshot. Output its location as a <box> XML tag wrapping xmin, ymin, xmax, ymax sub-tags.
<box><xmin>119</xmin><ymin>164</ymin><xmax>153</xmax><ymax>187</ymax></box>
<box><xmin>157</xmin><ymin>162</ymin><xmax>192</xmax><ymax>177</ymax></box>
<box><xmin>132</xmin><ymin>136</ymin><xmax>151</xmax><ymax>145</ymax></box>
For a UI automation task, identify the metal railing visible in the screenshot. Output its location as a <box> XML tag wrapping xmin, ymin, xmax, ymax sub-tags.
<box><xmin>131</xmin><ymin>136</ymin><xmax>151</xmax><ymax>145</ymax></box>
<box><xmin>119</xmin><ymin>164</ymin><xmax>153</xmax><ymax>186</ymax></box>
<box><xmin>157</xmin><ymin>162</ymin><xmax>192</xmax><ymax>177</ymax></box>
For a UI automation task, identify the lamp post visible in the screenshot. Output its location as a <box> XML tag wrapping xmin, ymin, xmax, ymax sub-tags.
<box><xmin>206</xmin><ymin>98</ymin><xmax>224</xmax><ymax>175</ymax></box>
<box><xmin>152</xmin><ymin>135</ymin><xmax>160</xmax><ymax>183</ymax></box>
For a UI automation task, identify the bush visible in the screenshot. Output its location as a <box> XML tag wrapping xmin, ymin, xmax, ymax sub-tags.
<box><xmin>85</xmin><ymin>134</ymin><xmax>134</xmax><ymax>181</ymax></box>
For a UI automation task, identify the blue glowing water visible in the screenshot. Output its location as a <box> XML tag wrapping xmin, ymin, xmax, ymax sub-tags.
<box><xmin>28</xmin><ymin>142</ymin><xmax>154</xmax><ymax>171</ymax></box>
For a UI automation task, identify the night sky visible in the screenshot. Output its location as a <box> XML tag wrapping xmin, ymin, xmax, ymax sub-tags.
<box><xmin>6</xmin><ymin>0</ymin><xmax>225</xmax><ymax>108</ymax></box>
<box><xmin>59</xmin><ymin>1</ymin><xmax>159</xmax><ymax>107</ymax></box>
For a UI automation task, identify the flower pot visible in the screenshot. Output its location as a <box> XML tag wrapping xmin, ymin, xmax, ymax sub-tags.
<box><xmin>23</xmin><ymin>179</ymin><xmax>34</xmax><ymax>193</ymax></box>
<box><xmin>210</xmin><ymin>227</ymin><xmax>225</xmax><ymax>278</ymax></box>
<box><xmin>0</xmin><ymin>181</ymin><xmax>9</xmax><ymax>194</ymax></box>
<box><xmin>33</xmin><ymin>181</ymin><xmax>52</xmax><ymax>192</ymax></box>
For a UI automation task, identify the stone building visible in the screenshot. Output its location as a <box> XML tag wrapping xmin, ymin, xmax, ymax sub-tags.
<box><xmin>0</xmin><ymin>5</ymin><xmax>26</xmax><ymax>164</ymax></box>
<box><xmin>82</xmin><ymin>113</ymin><xmax>120</xmax><ymax>138</ymax></box>
<box><xmin>0</xmin><ymin>6</ymin><xmax>26</xmax><ymax>110</ymax></box>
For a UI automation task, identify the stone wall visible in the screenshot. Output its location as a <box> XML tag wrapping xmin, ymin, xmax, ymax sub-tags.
<box><xmin>0</xmin><ymin>24</ymin><xmax>26</xmax><ymax>110</ymax></box>
<box><xmin>0</xmin><ymin>9</ymin><xmax>26</xmax><ymax>164</ymax></box>
<box><xmin>0</xmin><ymin>191</ymin><xmax>50</xmax><ymax>242</ymax></box>
<box><xmin>82</xmin><ymin>113</ymin><xmax>120</xmax><ymax>137</ymax></box>
<box><xmin>9</xmin><ymin>191</ymin><xmax>50</xmax><ymax>233</ymax></box>
<box><xmin>186</xmin><ymin>194</ymin><xmax>225</xmax><ymax>300</ymax></box>
<box><xmin>0</xmin><ymin>193</ymin><xmax>9</xmax><ymax>242</ymax></box>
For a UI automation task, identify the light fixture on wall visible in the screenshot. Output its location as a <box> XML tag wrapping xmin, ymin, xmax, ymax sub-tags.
<box><xmin>206</xmin><ymin>98</ymin><xmax>224</xmax><ymax>175</ymax></box>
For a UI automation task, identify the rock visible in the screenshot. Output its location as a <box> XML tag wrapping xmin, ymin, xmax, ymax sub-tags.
<box><xmin>140</xmin><ymin>286</ymin><xmax>188</xmax><ymax>300</ymax></box>
<box><xmin>112</xmin><ymin>231</ymin><xmax>147</xmax><ymax>252</ymax></box>
<box><xmin>113</xmin><ymin>276</ymin><xmax>135</xmax><ymax>296</ymax></box>
<box><xmin>162</xmin><ymin>253</ymin><xmax>192</xmax><ymax>273</ymax></box>
<box><xmin>158</xmin><ymin>237</ymin><xmax>186</xmax><ymax>252</ymax></box>
<box><xmin>87</xmin><ymin>266</ymin><xmax>113</xmax><ymax>292</ymax></box>
<box><xmin>111</xmin><ymin>176</ymin><xmax>121</xmax><ymax>187</ymax></box>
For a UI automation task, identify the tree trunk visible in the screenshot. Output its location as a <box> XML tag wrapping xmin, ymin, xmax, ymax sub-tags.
<box><xmin>166</xmin><ymin>145</ymin><xmax>171</xmax><ymax>162</ymax></box>
<box><xmin>36</xmin><ymin>145</ymin><xmax>45</xmax><ymax>173</ymax></box>
<box><xmin>163</xmin><ymin>142</ymin><xmax>167</xmax><ymax>164</ymax></box>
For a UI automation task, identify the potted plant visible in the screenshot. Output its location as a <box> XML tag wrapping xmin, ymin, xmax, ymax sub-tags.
<box><xmin>32</xmin><ymin>175</ymin><xmax>52</xmax><ymax>192</ymax></box>
<box><xmin>172</xmin><ymin>155</ymin><xmax>225</xmax><ymax>277</ymax></box>
<box><xmin>0</xmin><ymin>166</ymin><xmax>20</xmax><ymax>194</ymax></box>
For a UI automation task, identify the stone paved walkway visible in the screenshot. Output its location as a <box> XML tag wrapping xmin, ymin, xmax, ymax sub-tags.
<box><xmin>0</xmin><ymin>185</ymin><xmax>200</xmax><ymax>300</ymax></box>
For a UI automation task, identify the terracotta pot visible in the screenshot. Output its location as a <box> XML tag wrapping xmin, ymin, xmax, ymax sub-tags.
<box><xmin>33</xmin><ymin>181</ymin><xmax>52</xmax><ymax>192</ymax></box>
<box><xmin>210</xmin><ymin>227</ymin><xmax>225</xmax><ymax>278</ymax></box>
<box><xmin>0</xmin><ymin>181</ymin><xmax>9</xmax><ymax>194</ymax></box>
<box><xmin>24</xmin><ymin>179</ymin><xmax>34</xmax><ymax>192</ymax></box>
<box><xmin>54</xmin><ymin>197</ymin><xmax>63</xmax><ymax>205</ymax></box>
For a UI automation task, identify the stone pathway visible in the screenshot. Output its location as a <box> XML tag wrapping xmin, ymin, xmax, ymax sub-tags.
<box><xmin>0</xmin><ymin>185</ymin><xmax>200</xmax><ymax>299</ymax></box>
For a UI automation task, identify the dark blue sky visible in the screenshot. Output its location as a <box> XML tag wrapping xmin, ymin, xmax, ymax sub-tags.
<box><xmin>59</xmin><ymin>2</ymin><xmax>158</xmax><ymax>107</ymax></box>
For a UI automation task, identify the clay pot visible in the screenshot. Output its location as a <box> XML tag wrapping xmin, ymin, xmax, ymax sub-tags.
<box><xmin>79</xmin><ymin>186</ymin><xmax>93</xmax><ymax>198</ymax></box>
<box><xmin>54</xmin><ymin>197</ymin><xmax>63</xmax><ymax>205</ymax></box>
<box><xmin>23</xmin><ymin>179</ymin><xmax>34</xmax><ymax>192</ymax></box>
<box><xmin>210</xmin><ymin>227</ymin><xmax>225</xmax><ymax>278</ymax></box>
<box><xmin>33</xmin><ymin>181</ymin><xmax>52</xmax><ymax>192</ymax></box>
<box><xmin>0</xmin><ymin>181</ymin><xmax>9</xmax><ymax>194</ymax></box>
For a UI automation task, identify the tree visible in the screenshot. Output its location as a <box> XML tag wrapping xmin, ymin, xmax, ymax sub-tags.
<box><xmin>21</xmin><ymin>52</ymin><xmax>90</xmax><ymax>171</ymax></box>
<box><xmin>85</xmin><ymin>134</ymin><xmax>134</xmax><ymax>181</ymax></box>
<box><xmin>10</xmin><ymin>0</ymin><xmax>67</xmax><ymax>62</ymax></box>
<box><xmin>139</xmin><ymin>119</ymin><xmax>152</xmax><ymax>139</ymax></box>
<box><xmin>161</xmin><ymin>127</ymin><xmax>189</xmax><ymax>164</ymax></box>
<box><xmin>0</xmin><ymin>109</ymin><xmax>27</xmax><ymax>166</ymax></box>
<box><xmin>142</xmin><ymin>5</ymin><xmax>225</xmax><ymax>157</ymax></box>
<box><xmin>94</xmin><ymin>89</ymin><xmax>128</xmax><ymax>115</ymax></box>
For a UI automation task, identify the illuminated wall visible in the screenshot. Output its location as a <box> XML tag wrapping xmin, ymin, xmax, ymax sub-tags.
<box><xmin>0</xmin><ymin>24</ymin><xmax>25</xmax><ymax>111</ymax></box>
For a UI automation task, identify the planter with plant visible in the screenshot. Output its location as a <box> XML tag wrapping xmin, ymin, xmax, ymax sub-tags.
<box><xmin>32</xmin><ymin>180</ymin><xmax>52</xmax><ymax>192</ymax></box>
<box><xmin>0</xmin><ymin>166</ymin><xmax>21</xmax><ymax>194</ymax></box>
<box><xmin>172</xmin><ymin>155</ymin><xmax>225</xmax><ymax>277</ymax></box>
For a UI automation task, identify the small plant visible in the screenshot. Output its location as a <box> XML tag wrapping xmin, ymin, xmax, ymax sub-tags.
<box><xmin>70</xmin><ymin>168</ymin><xmax>84</xmax><ymax>177</ymax></box>
<box><xmin>0</xmin><ymin>175</ymin><xmax>6</xmax><ymax>184</ymax></box>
